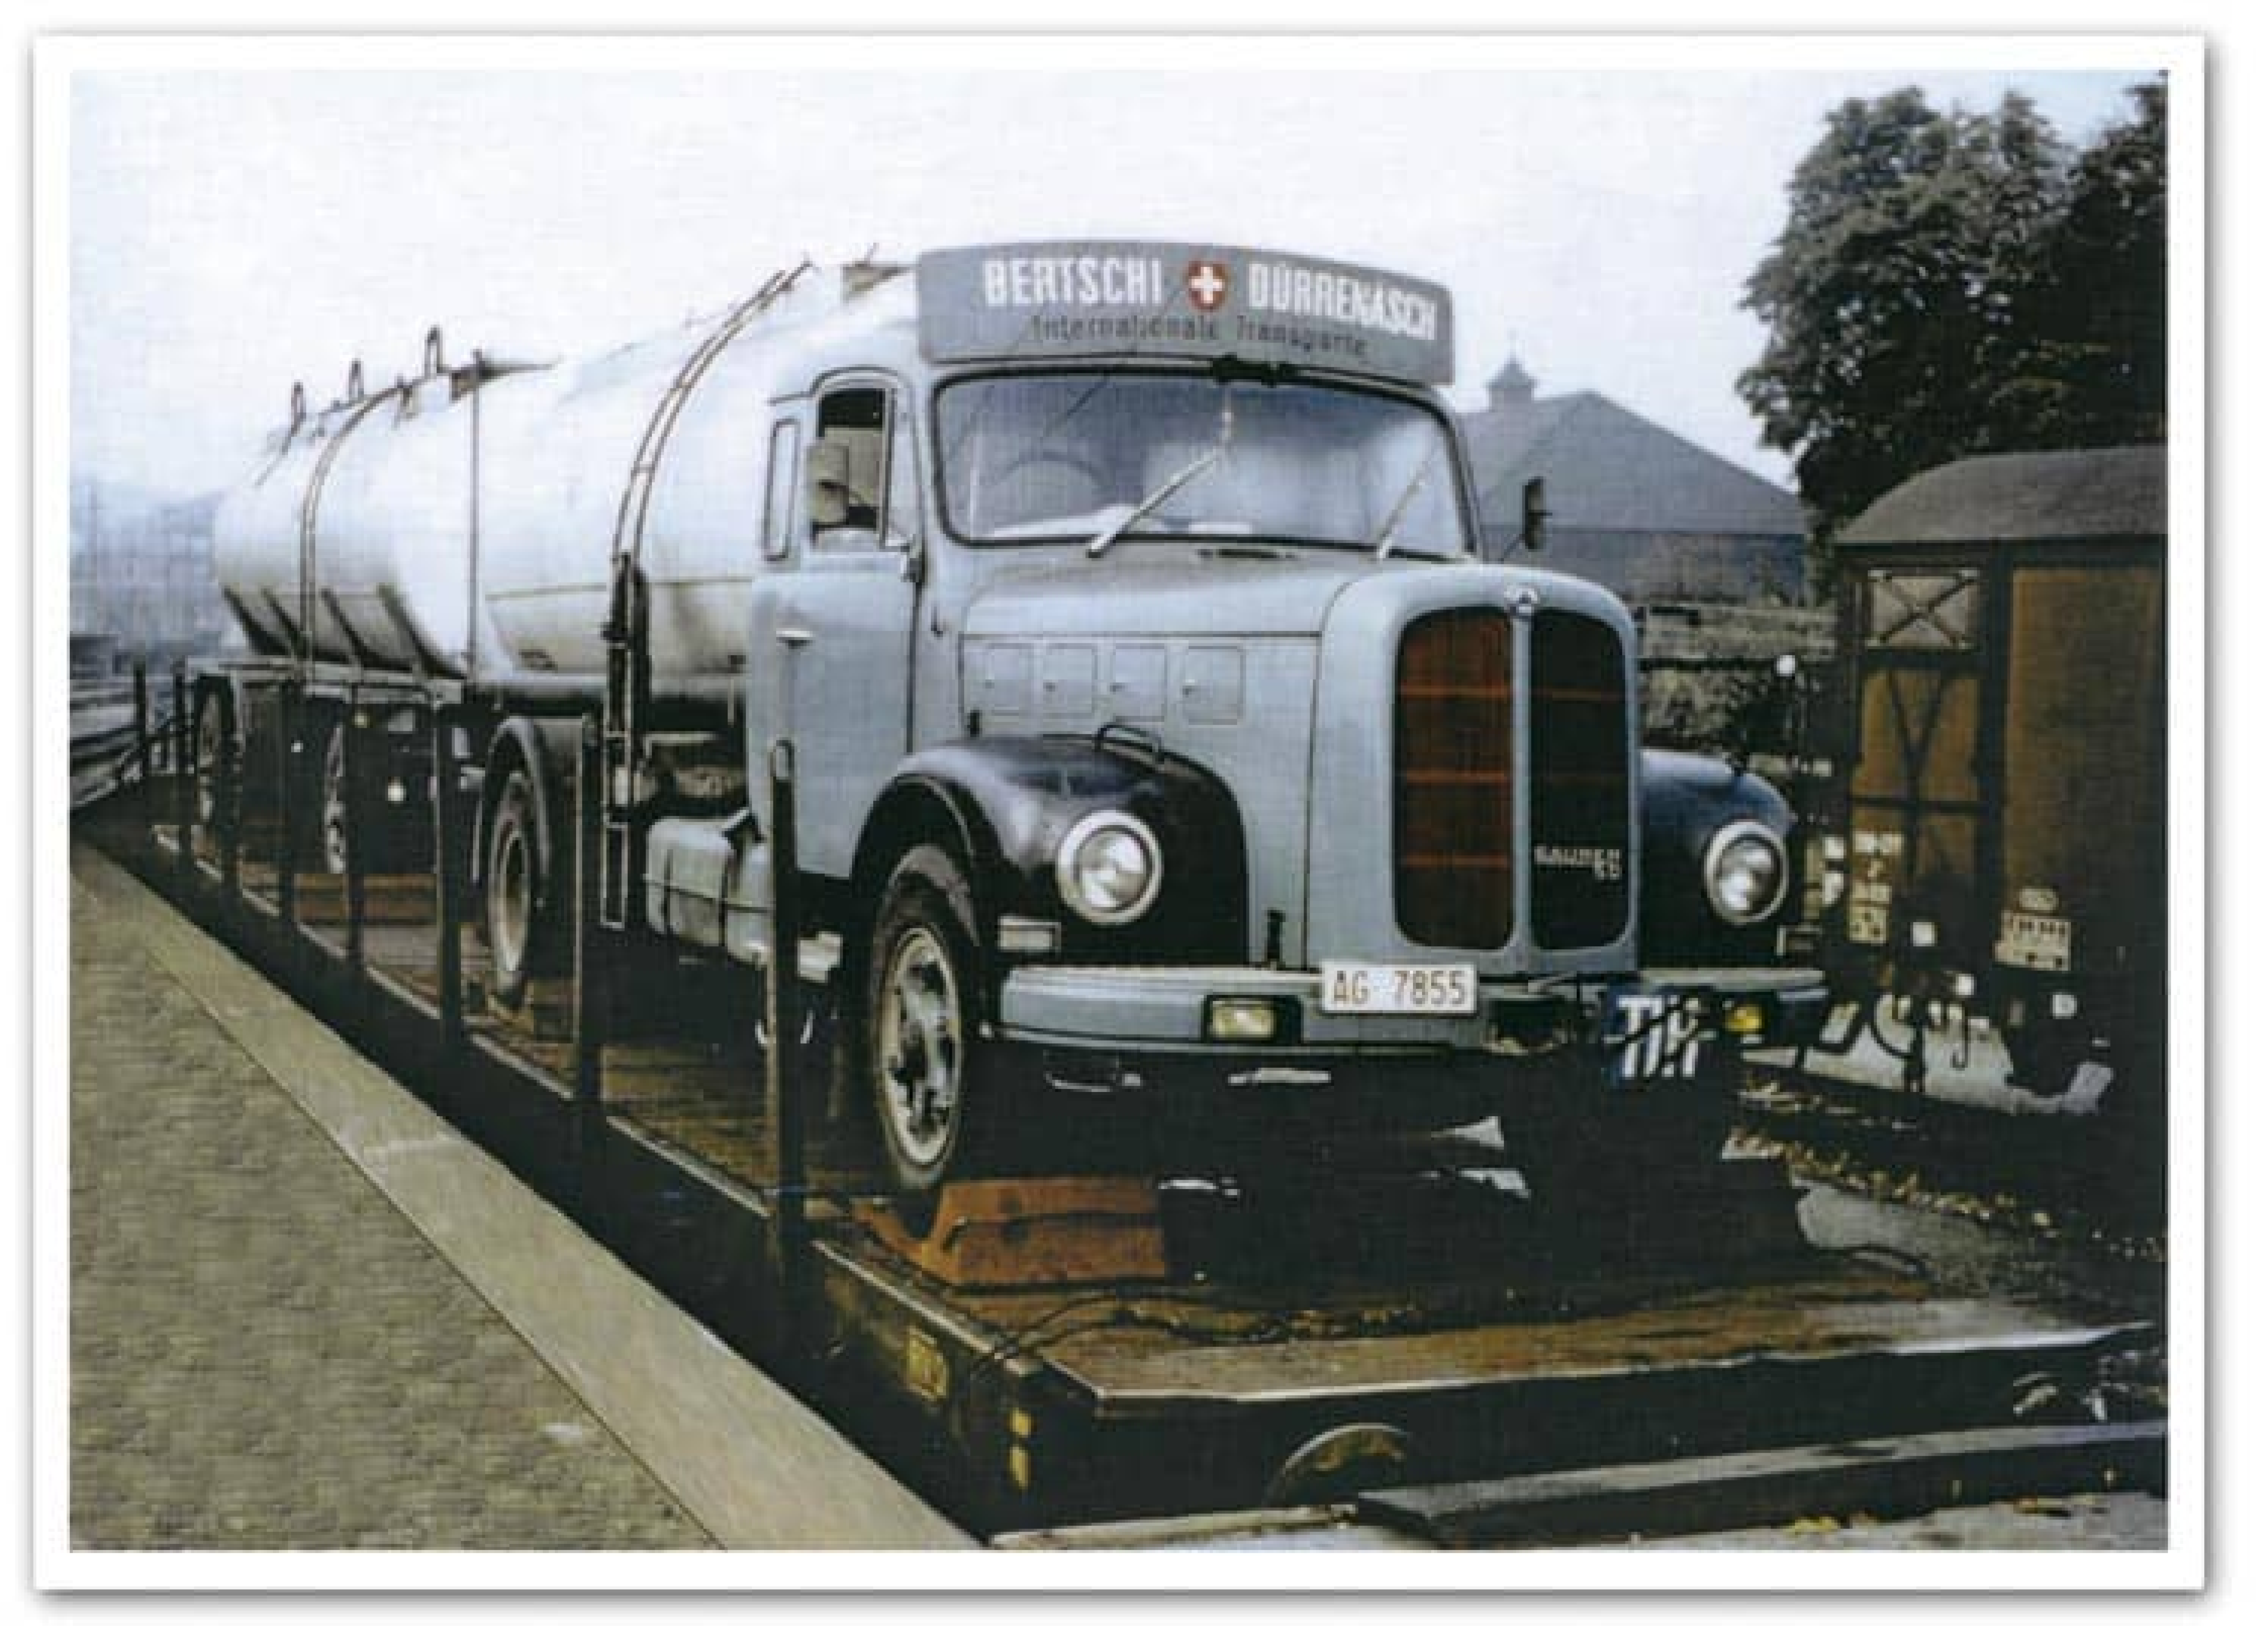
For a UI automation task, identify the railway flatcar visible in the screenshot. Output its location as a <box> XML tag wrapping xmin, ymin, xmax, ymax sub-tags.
<box><xmin>1806</xmin><ymin>446</ymin><xmax>2167</xmax><ymax>1142</ymax></box>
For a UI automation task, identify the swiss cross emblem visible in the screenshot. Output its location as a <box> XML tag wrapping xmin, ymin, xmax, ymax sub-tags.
<box><xmin>1185</xmin><ymin>259</ymin><xmax>1230</xmax><ymax>311</ymax></box>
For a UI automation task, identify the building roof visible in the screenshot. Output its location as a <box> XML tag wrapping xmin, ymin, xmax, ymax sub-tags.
<box><xmin>1840</xmin><ymin>446</ymin><xmax>2167</xmax><ymax>548</ymax></box>
<box><xmin>1462</xmin><ymin>390</ymin><xmax>1804</xmax><ymax>540</ymax></box>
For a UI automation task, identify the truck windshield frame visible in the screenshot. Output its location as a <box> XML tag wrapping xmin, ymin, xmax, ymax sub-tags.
<box><xmin>930</xmin><ymin>366</ymin><xmax>1474</xmax><ymax>557</ymax></box>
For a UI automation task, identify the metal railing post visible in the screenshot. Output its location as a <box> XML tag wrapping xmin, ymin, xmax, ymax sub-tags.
<box><xmin>217</xmin><ymin>689</ymin><xmax>240</xmax><ymax>901</ymax></box>
<box><xmin>432</xmin><ymin>707</ymin><xmax>466</xmax><ymax>1059</ymax></box>
<box><xmin>130</xmin><ymin>662</ymin><xmax>150</xmax><ymax>824</ymax></box>
<box><xmin>171</xmin><ymin>664</ymin><xmax>194</xmax><ymax>887</ymax></box>
<box><xmin>275</xmin><ymin>682</ymin><xmax>299</xmax><ymax>931</ymax></box>
<box><xmin>573</xmin><ymin>716</ymin><xmax>607</xmax><ymax>1146</ymax></box>
<box><xmin>765</xmin><ymin>737</ymin><xmax>807</xmax><ymax>1337</ymax></box>
<box><xmin>342</xmin><ymin>703</ymin><xmax>368</xmax><ymax>978</ymax></box>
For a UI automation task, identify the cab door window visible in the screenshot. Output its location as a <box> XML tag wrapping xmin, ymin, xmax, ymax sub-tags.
<box><xmin>809</xmin><ymin>382</ymin><xmax>917</xmax><ymax>552</ymax></box>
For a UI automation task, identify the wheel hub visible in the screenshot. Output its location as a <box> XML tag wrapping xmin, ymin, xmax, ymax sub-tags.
<box><xmin>491</xmin><ymin>829</ymin><xmax>530</xmax><ymax>979</ymax></box>
<box><xmin>878</xmin><ymin>928</ymin><xmax>960</xmax><ymax>1169</ymax></box>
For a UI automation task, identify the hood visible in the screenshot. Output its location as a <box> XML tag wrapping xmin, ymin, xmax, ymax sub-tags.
<box><xmin>961</xmin><ymin>546</ymin><xmax>1382</xmax><ymax>639</ymax></box>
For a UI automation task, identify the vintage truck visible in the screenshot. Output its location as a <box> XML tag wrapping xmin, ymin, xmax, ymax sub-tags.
<box><xmin>205</xmin><ymin>240</ymin><xmax>1825</xmax><ymax>1195</ymax></box>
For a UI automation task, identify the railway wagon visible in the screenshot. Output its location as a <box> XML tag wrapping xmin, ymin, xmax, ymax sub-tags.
<box><xmin>1810</xmin><ymin>446</ymin><xmax>2167</xmax><ymax>1136</ymax></box>
<box><xmin>195</xmin><ymin>239</ymin><xmax>1826</xmax><ymax>1202</ymax></box>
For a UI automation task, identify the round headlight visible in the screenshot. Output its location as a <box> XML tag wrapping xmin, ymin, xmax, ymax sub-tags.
<box><xmin>1055</xmin><ymin>811</ymin><xmax>1163</xmax><ymax>925</ymax></box>
<box><xmin>1703</xmin><ymin>820</ymin><xmax>1788</xmax><ymax>926</ymax></box>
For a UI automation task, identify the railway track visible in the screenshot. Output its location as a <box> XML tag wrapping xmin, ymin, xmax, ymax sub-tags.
<box><xmin>70</xmin><ymin>674</ymin><xmax>172</xmax><ymax>808</ymax></box>
<box><xmin>1735</xmin><ymin>1073</ymin><xmax>2169</xmax><ymax>1257</ymax></box>
<box><xmin>67</xmin><ymin>760</ymin><xmax>2170</xmax><ymax>1551</ymax></box>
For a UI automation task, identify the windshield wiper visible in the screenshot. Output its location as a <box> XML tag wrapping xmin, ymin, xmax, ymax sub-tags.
<box><xmin>1373</xmin><ymin>448</ymin><xmax>1443</xmax><ymax>561</ymax></box>
<box><xmin>1086</xmin><ymin>445</ymin><xmax>1227</xmax><ymax>559</ymax></box>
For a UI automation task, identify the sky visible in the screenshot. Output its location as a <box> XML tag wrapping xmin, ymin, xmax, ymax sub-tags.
<box><xmin>68</xmin><ymin>60</ymin><xmax>2155</xmax><ymax>503</ymax></box>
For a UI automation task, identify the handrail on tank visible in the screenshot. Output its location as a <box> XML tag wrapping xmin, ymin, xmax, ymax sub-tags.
<box><xmin>594</xmin><ymin>257</ymin><xmax>815</xmax><ymax>934</ymax></box>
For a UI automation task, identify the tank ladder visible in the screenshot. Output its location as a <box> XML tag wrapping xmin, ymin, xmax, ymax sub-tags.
<box><xmin>598</xmin><ymin>261</ymin><xmax>812</xmax><ymax>931</ymax></box>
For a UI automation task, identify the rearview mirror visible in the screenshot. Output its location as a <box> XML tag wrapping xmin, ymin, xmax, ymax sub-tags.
<box><xmin>1519</xmin><ymin>475</ymin><xmax>1550</xmax><ymax>553</ymax></box>
<box><xmin>806</xmin><ymin>439</ymin><xmax>850</xmax><ymax>530</ymax></box>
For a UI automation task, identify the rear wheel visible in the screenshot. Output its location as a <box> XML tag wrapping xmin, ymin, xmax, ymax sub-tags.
<box><xmin>319</xmin><ymin>724</ymin><xmax>353</xmax><ymax>877</ymax></box>
<box><xmin>861</xmin><ymin>846</ymin><xmax>998</xmax><ymax>1196</ymax></box>
<box><xmin>483</xmin><ymin>768</ymin><xmax>552</xmax><ymax>1009</ymax></box>
<box><xmin>192</xmin><ymin>686</ymin><xmax>233</xmax><ymax>833</ymax></box>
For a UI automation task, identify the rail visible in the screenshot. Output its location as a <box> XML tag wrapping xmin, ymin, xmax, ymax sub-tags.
<box><xmin>71</xmin><ymin>665</ymin><xmax>183</xmax><ymax>810</ymax></box>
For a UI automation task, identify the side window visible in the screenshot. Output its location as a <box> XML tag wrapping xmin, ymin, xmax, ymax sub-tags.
<box><xmin>810</xmin><ymin>382</ymin><xmax>917</xmax><ymax>552</ymax></box>
<box><xmin>762</xmin><ymin>419</ymin><xmax>799</xmax><ymax>560</ymax></box>
<box><xmin>1866</xmin><ymin>568</ymin><xmax>1980</xmax><ymax>650</ymax></box>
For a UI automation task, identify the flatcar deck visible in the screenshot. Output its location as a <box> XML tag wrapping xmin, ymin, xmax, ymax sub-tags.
<box><xmin>91</xmin><ymin>802</ymin><xmax>2161</xmax><ymax>1540</ymax></box>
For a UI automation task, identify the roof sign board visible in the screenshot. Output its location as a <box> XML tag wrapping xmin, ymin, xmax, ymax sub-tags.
<box><xmin>916</xmin><ymin>241</ymin><xmax>1456</xmax><ymax>385</ymax></box>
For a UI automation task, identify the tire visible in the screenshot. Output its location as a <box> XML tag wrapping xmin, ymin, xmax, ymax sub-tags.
<box><xmin>193</xmin><ymin>686</ymin><xmax>233</xmax><ymax>832</ymax></box>
<box><xmin>483</xmin><ymin>768</ymin><xmax>552</xmax><ymax>1010</ymax></box>
<box><xmin>860</xmin><ymin>845</ymin><xmax>997</xmax><ymax>1195</ymax></box>
<box><xmin>319</xmin><ymin>724</ymin><xmax>352</xmax><ymax>877</ymax></box>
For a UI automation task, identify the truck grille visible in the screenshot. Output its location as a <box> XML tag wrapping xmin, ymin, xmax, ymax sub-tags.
<box><xmin>1529</xmin><ymin>608</ymin><xmax>1631</xmax><ymax>948</ymax></box>
<box><xmin>1394</xmin><ymin>608</ymin><xmax>1514</xmax><ymax>948</ymax></box>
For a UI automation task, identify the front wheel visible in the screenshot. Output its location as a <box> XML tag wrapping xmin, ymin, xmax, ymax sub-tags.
<box><xmin>861</xmin><ymin>846</ymin><xmax>998</xmax><ymax>1195</ymax></box>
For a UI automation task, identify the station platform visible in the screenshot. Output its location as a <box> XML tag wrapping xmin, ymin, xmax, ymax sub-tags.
<box><xmin>66</xmin><ymin>842</ymin><xmax>968</xmax><ymax>1552</ymax></box>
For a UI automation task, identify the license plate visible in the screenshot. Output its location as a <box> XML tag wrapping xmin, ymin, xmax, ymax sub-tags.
<box><xmin>1317</xmin><ymin>960</ymin><xmax>1478</xmax><ymax>1017</ymax></box>
<box><xmin>1994</xmin><ymin>910</ymin><xmax>2073</xmax><ymax>973</ymax></box>
<box><xmin>1604</xmin><ymin>989</ymin><xmax>1710</xmax><ymax>1083</ymax></box>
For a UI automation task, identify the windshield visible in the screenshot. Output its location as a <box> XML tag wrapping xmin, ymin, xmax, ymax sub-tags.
<box><xmin>935</xmin><ymin>371</ymin><xmax>1470</xmax><ymax>554</ymax></box>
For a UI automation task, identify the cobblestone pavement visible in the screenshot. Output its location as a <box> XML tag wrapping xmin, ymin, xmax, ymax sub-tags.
<box><xmin>69</xmin><ymin>867</ymin><xmax>714</xmax><ymax>1551</ymax></box>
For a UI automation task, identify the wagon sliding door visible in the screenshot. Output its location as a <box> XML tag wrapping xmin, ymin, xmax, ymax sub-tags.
<box><xmin>1842</xmin><ymin>565</ymin><xmax>1988</xmax><ymax>958</ymax></box>
<box><xmin>2000</xmin><ymin>560</ymin><xmax>2167</xmax><ymax>1056</ymax></box>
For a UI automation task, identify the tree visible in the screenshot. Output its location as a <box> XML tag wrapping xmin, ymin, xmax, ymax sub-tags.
<box><xmin>1740</xmin><ymin>82</ymin><xmax>2164</xmax><ymax>541</ymax></box>
<box><xmin>1992</xmin><ymin>83</ymin><xmax>2168</xmax><ymax>447</ymax></box>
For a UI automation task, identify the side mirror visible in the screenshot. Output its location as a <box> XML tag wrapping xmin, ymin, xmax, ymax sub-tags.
<box><xmin>1519</xmin><ymin>475</ymin><xmax>1550</xmax><ymax>553</ymax></box>
<box><xmin>806</xmin><ymin>439</ymin><xmax>850</xmax><ymax>530</ymax></box>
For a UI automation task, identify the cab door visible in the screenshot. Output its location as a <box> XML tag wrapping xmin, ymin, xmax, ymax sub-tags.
<box><xmin>747</xmin><ymin>375</ymin><xmax>920</xmax><ymax>878</ymax></box>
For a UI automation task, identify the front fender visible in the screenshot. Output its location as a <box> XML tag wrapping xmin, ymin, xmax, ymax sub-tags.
<box><xmin>1639</xmin><ymin>748</ymin><xmax>1796</xmax><ymax>965</ymax></box>
<box><xmin>858</xmin><ymin>735</ymin><xmax>1249</xmax><ymax>965</ymax></box>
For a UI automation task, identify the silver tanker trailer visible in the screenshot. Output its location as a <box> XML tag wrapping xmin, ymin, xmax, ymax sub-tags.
<box><xmin>201</xmin><ymin>240</ymin><xmax>1825</xmax><ymax>1197</ymax></box>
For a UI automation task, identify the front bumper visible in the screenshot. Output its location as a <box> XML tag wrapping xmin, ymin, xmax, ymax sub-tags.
<box><xmin>993</xmin><ymin>961</ymin><xmax>1830</xmax><ymax>1104</ymax></box>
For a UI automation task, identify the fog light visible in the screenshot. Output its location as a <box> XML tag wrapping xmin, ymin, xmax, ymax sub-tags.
<box><xmin>1206</xmin><ymin>998</ymin><xmax>1281</xmax><ymax>1043</ymax></box>
<box><xmin>1721</xmin><ymin>999</ymin><xmax>1768</xmax><ymax>1038</ymax></box>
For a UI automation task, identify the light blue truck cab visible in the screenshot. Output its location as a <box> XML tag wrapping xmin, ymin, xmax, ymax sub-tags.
<box><xmin>612</xmin><ymin>241</ymin><xmax>1828</xmax><ymax>1193</ymax></box>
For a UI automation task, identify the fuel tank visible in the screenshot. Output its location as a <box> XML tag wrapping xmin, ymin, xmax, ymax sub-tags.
<box><xmin>209</xmin><ymin>270</ymin><xmax>877</xmax><ymax>681</ymax></box>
